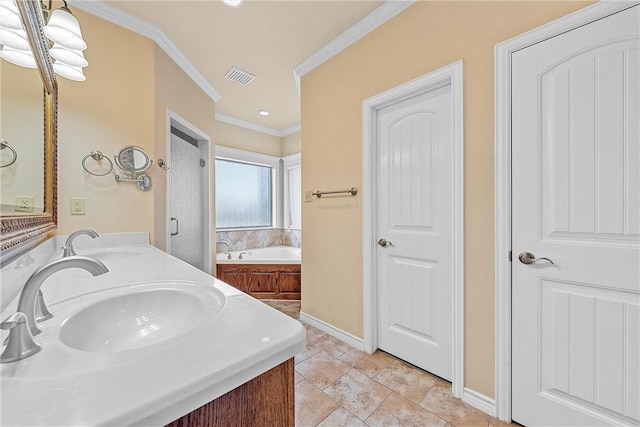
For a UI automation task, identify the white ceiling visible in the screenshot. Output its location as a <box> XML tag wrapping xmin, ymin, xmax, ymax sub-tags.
<box><xmin>94</xmin><ymin>0</ymin><xmax>385</xmax><ymax>132</ymax></box>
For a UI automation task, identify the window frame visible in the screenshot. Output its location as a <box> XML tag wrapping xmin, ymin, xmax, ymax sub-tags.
<box><xmin>215</xmin><ymin>146</ymin><xmax>282</xmax><ymax>231</ymax></box>
<box><xmin>283</xmin><ymin>153</ymin><xmax>301</xmax><ymax>230</ymax></box>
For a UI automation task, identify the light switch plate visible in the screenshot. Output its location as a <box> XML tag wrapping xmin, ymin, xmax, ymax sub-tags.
<box><xmin>71</xmin><ymin>197</ymin><xmax>85</xmax><ymax>215</ymax></box>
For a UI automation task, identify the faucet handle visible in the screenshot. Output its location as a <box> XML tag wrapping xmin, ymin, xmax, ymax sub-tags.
<box><xmin>1</xmin><ymin>312</ymin><xmax>42</xmax><ymax>363</ymax></box>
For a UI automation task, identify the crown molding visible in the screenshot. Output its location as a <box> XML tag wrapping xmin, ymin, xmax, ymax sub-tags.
<box><xmin>293</xmin><ymin>0</ymin><xmax>415</xmax><ymax>93</ymax></box>
<box><xmin>281</xmin><ymin>124</ymin><xmax>301</xmax><ymax>137</ymax></box>
<box><xmin>215</xmin><ymin>114</ymin><xmax>300</xmax><ymax>138</ymax></box>
<box><xmin>67</xmin><ymin>0</ymin><xmax>221</xmax><ymax>102</ymax></box>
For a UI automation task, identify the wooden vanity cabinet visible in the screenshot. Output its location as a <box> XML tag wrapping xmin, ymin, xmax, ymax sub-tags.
<box><xmin>166</xmin><ymin>358</ymin><xmax>294</xmax><ymax>427</ymax></box>
<box><xmin>216</xmin><ymin>264</ymin><xmax>301</xmax><ymax>300</ymax></box>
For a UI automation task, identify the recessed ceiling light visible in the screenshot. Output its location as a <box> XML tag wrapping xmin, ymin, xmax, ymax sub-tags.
<box><xmin>223</xmin><ymin>0</ymin><xmax>243</xmax><ymax>8</ymax></box>
<box><xmin>258</xmin><ymin>110</ymin><xmax>270</xmax><ymax>116</ymax></box>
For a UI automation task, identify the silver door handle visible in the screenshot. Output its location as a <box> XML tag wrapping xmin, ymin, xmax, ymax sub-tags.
<box><xmin>171</xmin><ymin>217</ymin><xmax>179</xmax><ymax>236</ymax></box>
<box><xmin>518</xmin><ymin>251</ymin><xmax>553</xmax><ymax>265</ymax></box>
<box><xmin>378</xmin><ymin>238</ymin><xmax>392</xmax><ymax>247</ymax></box>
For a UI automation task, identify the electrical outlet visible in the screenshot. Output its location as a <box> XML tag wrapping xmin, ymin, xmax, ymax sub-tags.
<box><xmin>304</xmin><ymin>191</ymin><xmax>314</xmax><ymax>203</ymax></box>
<box><xmin>15</xmin><ymin>196</ymin><xmax>34</xmax><ymax>212</ymax></box>
<box><xmin>70</xmin><ymin>197</ymin><xmax>86</xmax><ymax>215</ymax></box>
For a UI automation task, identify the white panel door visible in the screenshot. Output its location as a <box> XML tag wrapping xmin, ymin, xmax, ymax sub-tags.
<box><xmin>169</xmin><ymin>134</ymin><xmax>205</xmax><ymax>271</ymax></box>
<box><xmin>376</xmin><ymin>85</ymin><xmax>453</xmax><ymax>380</ymax></box>
<box><xmin>512</xmin><ymin>6</ymin><xmax>640</xmax><ymax>426</ymax></box>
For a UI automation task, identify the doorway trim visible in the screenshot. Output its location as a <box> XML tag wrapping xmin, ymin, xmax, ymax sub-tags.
<box><xmin>362</xmin><ymin>60</ymin><xmax>464</xmax><ymax>398</ymax></box>
<box><xmin>494</xmin><ymin>1</ymin><xmax>636</xmax><ymax>421</ymax></box>
<box><xmin>165</xmin><ymin>109</ymin><xmax>213</xmax><ymax>274</ymax></box>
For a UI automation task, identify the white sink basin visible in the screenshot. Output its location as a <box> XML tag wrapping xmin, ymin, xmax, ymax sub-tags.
<box><xmin>60</xmin><ymin>288</ymin><xmax>205</xmax><ymax>352</ymax></box>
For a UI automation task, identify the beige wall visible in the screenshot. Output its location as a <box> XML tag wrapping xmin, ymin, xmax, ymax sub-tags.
<box><xmin>215</xmin><ymin>120</ymin><xmax>283</xmax><ymax>157</ymax></box>
<box><xmin>300</xmin><ymin>0</ymin><xmax>592</xmax><ymax>398</ymax></box>
<box><xmin>56</xmin><ymin>10</ymin><xmax>155</xmax><ymax>236</ymax></box>
<box><xmin>283</xmin><ymin>131</ymin><xmax>302</xmax><ymax>157</ymax></box>
<box><xmin>54</xmin><ymin>11</ymin><xmax>216</xmax><ymax>250</ymax></box>
<box><xmin>153</xmin><ymin>46</ymin><xmax>216</xmax><ymax>254</ymax></box>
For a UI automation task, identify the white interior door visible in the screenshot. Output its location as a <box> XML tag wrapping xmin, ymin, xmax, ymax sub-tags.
<box><xmin>376</xmin><ymin>85</ymin><xmax>453</xmax><ymax>380</ymax></box>
<box><xmin>512</xmin><ymin>6</ymin><xmax>639</xmax><ymax>426</ymax></box>
<box><xmin>169</xmin><ymin>133</ymin><xmax>205</xmax><ymax>271</ymax></box>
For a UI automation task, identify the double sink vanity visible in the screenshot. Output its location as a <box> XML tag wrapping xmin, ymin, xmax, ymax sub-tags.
<box><xmin>0</xmin><ymin>233</ymin><xmax>306</xmax><ymax>426</ymax></box>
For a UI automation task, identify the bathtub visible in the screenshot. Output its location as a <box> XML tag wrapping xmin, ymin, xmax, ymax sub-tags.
<box><xmin>216</xmin><ymin>246</ymin><xmax>301</xmax><ymax>300</ymax></box>
<box><xmin>216</xmin><ymin>246</ymin><xmax>301</xmax><ymax>265</ymax></box>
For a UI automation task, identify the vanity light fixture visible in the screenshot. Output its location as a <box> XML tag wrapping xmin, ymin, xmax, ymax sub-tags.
<box><xmin>258</xmin><ymin>110</ymin><xmax>270</xmax><ymax>116</ymax></box>
<box><xmin>0</xmin><ymin>0</ymin><xmax>37</xmax><ymax>68</ymax></box>
<box><xmin>223</xmin><ymin>0</ymin><xmax>243</xmax><ymax>8</ymax></box>
<box><xmin>0</xmin><ymin>0</ymin><xmax>89</xmax><ymax>80</ymax></box>
<box><xmin>42</xmin><ymin>0</ymin><xmax>88</xmax><ymax>81</ymax></box>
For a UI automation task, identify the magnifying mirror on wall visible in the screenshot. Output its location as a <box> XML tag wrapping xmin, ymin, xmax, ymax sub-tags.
<box><xmin>113</xmin><ymin>145</ymin><xmax>152</xmax><ymax>191</ymax></box>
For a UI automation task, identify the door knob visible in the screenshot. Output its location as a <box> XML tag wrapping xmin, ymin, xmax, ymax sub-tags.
<box><xmin>378</xmin><ymin>238</ymin><xmax>392</xmax><ymax>247</ymax></box>
<box><xmin>518</xmin><ymin>251</ymin><xmax>553</xmax><ymax>265</ymax></box>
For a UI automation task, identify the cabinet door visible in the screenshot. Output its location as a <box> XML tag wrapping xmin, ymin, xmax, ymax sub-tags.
<box><xmin>249</xmin><ymin>271</ymin><xmax>278</xmax><ymax>297</ymax></box>
<box><xmin>279</xmin><ymin>271</ymin><xmax>301</xmax><ymax>299</ymax></box>
<box><xmin>217</xmin><ymin>267</ymin><xmax>250</xmax><ymax>294</ymax></box>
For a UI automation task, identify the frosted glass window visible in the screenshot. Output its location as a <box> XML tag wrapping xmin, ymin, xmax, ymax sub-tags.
<box><xmin>216</xmin><ymin>159</ymin><xmax>273</xmax><ymax>228</ymax></box>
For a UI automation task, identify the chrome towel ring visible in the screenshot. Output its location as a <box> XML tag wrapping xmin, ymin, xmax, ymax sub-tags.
<box><xmin>82</xmin><ymin>150</ymin><xmax>113</xmax><ymax>176</ymax></box>
<box><xmin>0</xmin><ymin>138</ymin><xmax>18</xmax><ymax>168</ymax></box>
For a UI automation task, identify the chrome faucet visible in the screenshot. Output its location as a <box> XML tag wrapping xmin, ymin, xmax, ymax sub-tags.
<box><xmin>62</xmin><ymin>229</ymin><xmax>99</xmax><ymax>257</ymax></box>
<box><xmin>18</xmin><ymin>256</ymin><xmax>109</xmax><ymax>337</ymax></box>
<box><xmin>238</xmin><ymin>252</ymin><xmax>247</xmax><ymax>260</ymax></box>
<box><xmin>1</xmin><ymin>256</ymin><xmax>109</xmax><ymax>363</ymax></box>
<box><xmin>216</xmin><ymin>240</ymin><xmax>232</xmax><ymax>259</ymax></box>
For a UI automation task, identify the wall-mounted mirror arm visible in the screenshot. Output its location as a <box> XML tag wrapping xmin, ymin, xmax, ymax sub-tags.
<box><xmin>112</xmin><ymin>145</ymin><xmax>153</xmax><ymax>191</ymax></box>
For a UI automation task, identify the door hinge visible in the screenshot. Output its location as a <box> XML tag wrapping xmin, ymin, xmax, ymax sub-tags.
<box><xmin>200</xmin><ymin>159</ymin><xmax>206</xmax><ymax>167</ymax></box>
<box><xmin>509</xmin><ymin>251</ymin><xmax>512</xmax><ymax>262</ymax></box>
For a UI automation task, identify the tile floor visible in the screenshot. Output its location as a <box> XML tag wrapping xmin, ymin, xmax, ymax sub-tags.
<box><xmin>263</xmin><ymin>300</ymin><xmax>513</xmax><ymax>427</ymax></box>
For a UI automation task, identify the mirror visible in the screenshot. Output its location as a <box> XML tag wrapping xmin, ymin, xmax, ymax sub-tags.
<box><xmin>1</xmin><ymin>60</ymin><xmax>45</xmax><ymax>214</ymax></box>
<box><xmin>0</xmin><ymin>0</ymin><xmax>58</xmax><ymax>261</ymax></box>
<box><xmin>113</xmin><ymin>145</ymin><xmax>153</xmax><ymax>191</ymax></box>
<box><xmin>114</xmin><ymin>145</ymin><xmax>152</xmax><ymax>174</ymax></box>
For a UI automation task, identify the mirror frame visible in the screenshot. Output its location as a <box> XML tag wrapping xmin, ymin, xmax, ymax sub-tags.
<box><xmin>0</xmin><ymin>0</ymin><xmax>57</xmax><ymax>258</ymax></box>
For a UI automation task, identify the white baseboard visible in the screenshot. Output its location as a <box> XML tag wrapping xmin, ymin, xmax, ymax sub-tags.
<box><xmin>299</xmin><ymin>312</ymin><xmax>365</xmax><ymax>351</ymax></box>
<box><xmin>462</xmin><ymin>387</ymin><xmax>496</xmax><ymax>417</ymax></box>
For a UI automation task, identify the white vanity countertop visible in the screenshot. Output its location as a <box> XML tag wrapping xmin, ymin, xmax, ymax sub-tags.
<box><xmin>0</xmin><ymin>238</ymin><xmax>306</xmax><ymax>426</ymax></box>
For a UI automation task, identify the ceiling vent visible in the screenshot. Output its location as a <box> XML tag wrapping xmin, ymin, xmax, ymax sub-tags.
<box><xmin>224</xmin><ymin>67</ymin><xmax>256</xmax><ymax>86</ymax></box>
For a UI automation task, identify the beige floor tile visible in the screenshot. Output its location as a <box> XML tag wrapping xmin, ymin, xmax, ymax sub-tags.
<box><xmin>419</xmin><ymin>381</ymin><xmax>491</xmax><ymax>427</ymax></box>
<box><xmin>296</xmin><ymin>343</ymin><xmax>321</xmax><ymax>365</ymax></box>
<box><xmin>317</xmin><ymin>407</ymin><xmax>367</xmax><ymax>427</ymax></box>
<box><xmin>374</xmin><ymin>361</ymin><xmax>438</xmax><ymax>403</ymax></box>
<box><xmin>295</xmin><ymin>379</ymin><xmax>340</xmax><ymax>427</ymax></box>
<box><xmin>366</xmin><ymin>393</ymin><xmax>447</xmax><ymax>427</ymax></box>
<box><xmin>323</xmin><ymin>369</ymin><xmax>392</xmax><ymax>420</ymax></box>
<box><xmin>295</xmin><ymin>370</ymin><xmax>305</xmax><ymax>384</ymax></box>
<box><xmin>311</xmin><ymin>334</ymin><xmax>353</xmax><ymax>358</ymax></box>
<box><xmin>296</xmin><ymin>351</ymin><xmax>352</xmax><ymax>389</ymax></box>
<box><xmin>339</xmin><ymin>349</ymin><xmax>398</xmax><ymax>378</ymax></box>
<box><xmin>304</xmin><ymin>323</ymin><xmax>327</xmax><ymax>343</ymax></box>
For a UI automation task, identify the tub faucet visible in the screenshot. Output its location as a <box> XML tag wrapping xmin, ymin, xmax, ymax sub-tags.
<box><xmin>216</xmin><ymin>241</ymin><xmax>232</xmax><ymax>259</ymax></box>
<box><xmin>17</xmin><ymin>256</ymin><xmax>109</xmax><ymax>337</ymax></box>
<box><xmin>63</xmin><ymin>229</ymin><xmax>99</xmax><ymax>257</ymax></box>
